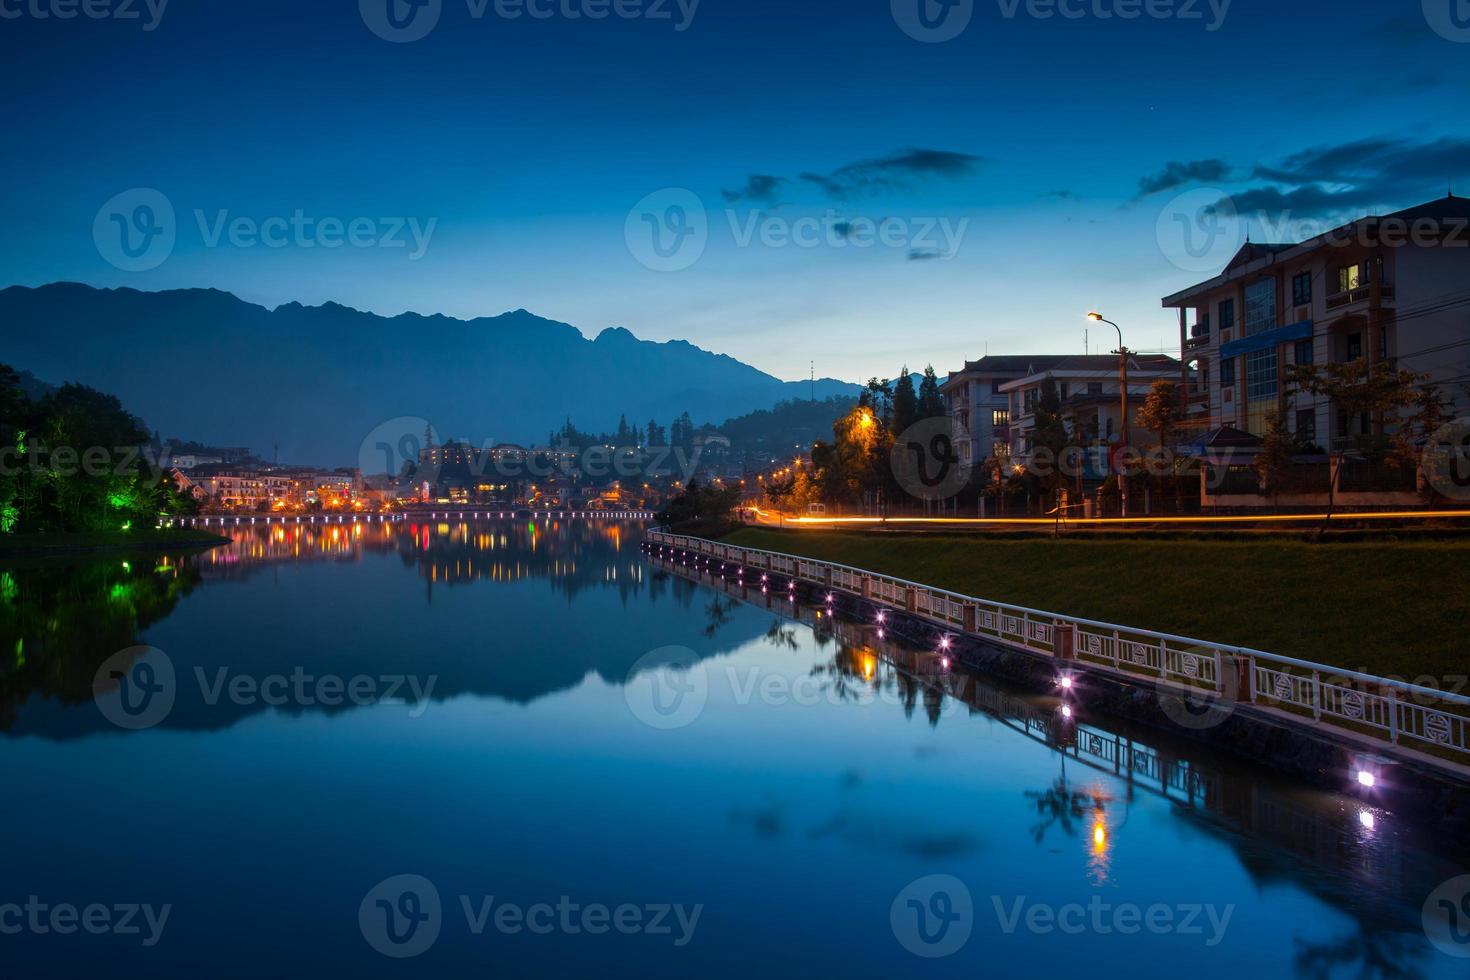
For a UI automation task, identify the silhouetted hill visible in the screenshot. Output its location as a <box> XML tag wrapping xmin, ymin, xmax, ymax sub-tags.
<box><xmin>0</xmin><ymin>283</ymin><xmax>857</xmax><ymax>465</ymax></box>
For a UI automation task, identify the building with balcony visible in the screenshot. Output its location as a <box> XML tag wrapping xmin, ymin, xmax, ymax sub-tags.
<box><xmin>997</xmin><ymin>355</ymin><xmax>1181</xmax><ymax>472</ymax></box>
<box><xmin>1162</xmin><ymin>195</ymin><xmax>1470</xmax><ymax>450</ymax></box>
<box><xmin>940</xmin><ymin>356</ymin><xmax>1070</xmax><ymax>467</ymax></box>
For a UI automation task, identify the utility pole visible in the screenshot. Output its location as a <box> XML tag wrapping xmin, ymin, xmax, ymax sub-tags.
<box><xmin>1088</xmin><ymin>313</ymin><xmax>1130</xmax><ymax>519</ymax></box>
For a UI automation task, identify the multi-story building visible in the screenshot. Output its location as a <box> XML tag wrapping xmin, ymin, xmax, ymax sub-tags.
<box><xmin>940</xmin><ymin>356</ymin><xmax>1066</xmax><ymax>467</ymax></box>
<box><xmin>1162</xmin><ymin>195</ymin><xmax>1470</xmax><ymax>449</ymax></box>
<box><xmin>194</xmin><ymin>471</ymin><xmax>293</xmax><ymax>509</ymax></box>
<box><xmin>997</xmin><ymin>355</ymin><xmax>1180</xmax><ymax>470</ymax></box>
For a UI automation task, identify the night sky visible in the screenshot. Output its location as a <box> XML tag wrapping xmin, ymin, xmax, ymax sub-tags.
<box><xmin>3</xmin><ymin>0</ymin><xmax>1468</xmax><ymax>381</ymax></box>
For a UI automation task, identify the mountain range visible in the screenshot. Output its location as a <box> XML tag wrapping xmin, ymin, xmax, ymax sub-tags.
<box><xmin>0</xmin><ymin>283</ymin><xmax>858</xmax><ymax>466</ymax></box>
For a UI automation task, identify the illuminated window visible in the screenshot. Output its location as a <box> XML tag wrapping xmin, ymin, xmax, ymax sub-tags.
<box><xmin>992</xmin><ymin>409</ymin><xmax>1009</xmax><ymax>428</ymax></box>
<box><xmin>1338</xmin><ymin>264</ymin><xmax>1365</xmax><ymax>293</ymax></box>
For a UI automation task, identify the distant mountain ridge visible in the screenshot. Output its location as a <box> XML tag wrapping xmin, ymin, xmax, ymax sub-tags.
<box><xmin>0</xmin><ymin>283</ymin><xmax>858</xmax><ymax>465</ymax></box>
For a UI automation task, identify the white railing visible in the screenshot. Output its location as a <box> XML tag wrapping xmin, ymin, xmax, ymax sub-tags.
<box><xmin>646</xmin><ymin>528</ymin><xmax>1470</xmax><ymax>766</ymax></box>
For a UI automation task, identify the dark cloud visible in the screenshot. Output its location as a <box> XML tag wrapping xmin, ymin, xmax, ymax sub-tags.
<box><xmin>832</xmin><ymin>220</ymin><xmax>855</xmax><ymax>239</ymax></box>
<box><xmin>799</xmin><ymin>147</ymin><xmax>982</xmax><ymax>199</ymax></box>
<box><xmin>1228</xmin><ymin>136</ymin><xmax>1470</xmax><ymax>216</ymax></box>
<box><xmin>1145</xmin><ymin>136</ymin><xmax>1469</xmax><ymax>219</ymax></box>
<box><xmin>1137</xmin><ymin>159</ymin><xmax>1232</xmax><ymax>197</ymax></box>
<box><xmin>907</xmin><ymin>249</ymin><xmax>942</xmax><ymax>261</ymax></box>
<box><xmin>1041</xmin><ymin>189</ymin><xmax>1078</xmax><ymax>200</ymax></box>
<box><xmin>721</xmin><ymin>174</ymin><xmax>785</xmax><ymax>204</ymax></box>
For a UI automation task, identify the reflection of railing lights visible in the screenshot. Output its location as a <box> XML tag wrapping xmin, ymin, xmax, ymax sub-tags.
<box><xmin>1356</xmin><ymin>770</ymin><xmax>1376</xmax><ymax>789</ymax></box>
<box><xmin>1061</xmin><ymin>705</ymin><xmax>1073</xmax><ymax>719</ymax></box>
<box><xmin>1059</xmin><ymin>674</ymin><xmax>1074</xmax><ymax>690</ymax></box>
<box><xmin>1358</xmin><ymin>809</ymin><xmax>1376</xmax><ymax>831</ymax></box>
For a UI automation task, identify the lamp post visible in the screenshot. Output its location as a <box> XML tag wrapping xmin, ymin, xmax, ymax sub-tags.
<box><xmin>1087</xmin><ymin>313</ymin><xmax>1130</xmax><ymax>518</ymax></box>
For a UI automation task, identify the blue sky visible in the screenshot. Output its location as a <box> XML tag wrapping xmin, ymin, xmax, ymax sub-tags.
<box><xmin>3</xmin><ymin>0</ymin><xmax>1468</xmax><ymax>382</ymax></box>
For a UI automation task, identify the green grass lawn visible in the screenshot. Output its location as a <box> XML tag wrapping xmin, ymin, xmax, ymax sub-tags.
<box><xmin>723</xmin><ymin>528</ymin><xmax>1470</xmax><ymax>682</ymax></box>
<box><xmin>0</xmin><ymin>527</ymin><xmax>228</xmax><ymax>557</ymax></box>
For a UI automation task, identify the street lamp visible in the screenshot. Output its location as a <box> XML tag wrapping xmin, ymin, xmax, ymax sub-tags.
<box><xmin>1087</xmin><ymin>312</ymin><xmax>1130</xmax><ymax>518</ymax></box>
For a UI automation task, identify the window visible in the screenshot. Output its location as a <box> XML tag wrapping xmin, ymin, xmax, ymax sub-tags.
<box><xmin>1379</xmin><ymin>330</ymin><xmax>1388</xmax><ymax>359</ymax></box>
<box><xmin>1087</xmin><ymin>382</ymin><xmax>1103</xmax><ymax>396</ymax></box>
<box><xmin>1246</xmin><ymin>349</ymin><xmax>1278</xmax><ymax>400</ymax></box>
<box><xmin>1059</xmin><ymin>382</ymin><xmax>1070</xmax><ymax>400</ymax></box>
<box><xmin>992</xmin><ymin>442</ymin><xmax>1010</xmax><ymax>459</ymax></box>
<box><xmin>1192</xmin><ymin>311</ymin><xmax>1210</xmax><ymax>338</ymax></box>
<box><xmin>1220</xmin><ymin>357</ymin><xmax>1236</xmax><ymax>387</ymax></box>
<box><xmin>1219</xmin><ymin>298</ymin><xmax>1236</xmax><ymax>331</ymax></box>
<box><xmin>1295</xmin><ymin>409</ymin><xmax>1315</xmax><ymax>446</ymax></box>
<box><xmin>1294</xmin><ymin>339</ymin><xmax>1313</xmax><ymax>365</ymax></box>
<box><xmin>1346</xmin><ymin>333</ymin><xmax>1363</xmax><ymax>361</ymax></box>
<box><xmin>1244</xmin><ymin>279</ymin><xmax>1276</xmax><ymax>336</ymax></box>
<box><xmin>991</xmin><ymin>379</ymin><xmax>1005</xmax><ymax>394</ymax></box>
<box><xmin>1023</xmin><ymin>389</ymin><xmax>1038</xmax><ymax>412</ymax></box>
<box><xmin>1337</xmin><ymin>263</ymin><xmax>1365</xmax><ymax>293</ymax></box>
<box><xmin>1292</xmin><ymin>272</ymin><xmax>1312</xmax><ymax>307</ymax></box>
<box><xmin>992</xmin><ymin>409</ymin><xmax>1009</xmax><ymax>428</ymax></box>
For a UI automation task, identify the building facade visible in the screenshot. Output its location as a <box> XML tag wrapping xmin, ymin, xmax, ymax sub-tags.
<box><xmin>1162</xmin><ymin>196</ymin><xmax>1470</xmax><ymax>449</ymax></box>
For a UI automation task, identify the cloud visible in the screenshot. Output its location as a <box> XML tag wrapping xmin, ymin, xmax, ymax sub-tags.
<box><xmin>1041</xmin><ymin>189</ymin><xmax>1079</xmax><ymax>200</ymax></box>
<box><xmin>721</xmin><ymin>174</ymin><xmax>785</xmax><ymax>204</ymax></box>
<box><xmin>799</xmin><ymin>147</ymin><xmax>982</xmax><ymax>199</ymax></box>
<box><xmin>907</xmin><ymin>249</ymin><xmax>942</xmax><ymax>261</ymax></box>
<box><xmin>1137</xmin><ymin>159</ymin><xmax>1232</xmax><ymax>197</ymax></box>
<box><xmin>1143</xmin><ymin>135</ymin><xmax>1470</xmax><ymax>218</ymax></box>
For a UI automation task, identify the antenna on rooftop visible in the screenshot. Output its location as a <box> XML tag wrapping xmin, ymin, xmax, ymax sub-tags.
<box><xmin>810</xmin><ymin>361</ymin><xmax>815</xmax><ymax>402</ymax></box>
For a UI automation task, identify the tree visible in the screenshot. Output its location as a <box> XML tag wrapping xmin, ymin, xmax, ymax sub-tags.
<box><xmin>892</xmin><ymin>368</ymin><xmax>918</xmax><ymax>435</ymax></box>
<box><xmin>917</xmin><ymin>365</ymin><xmax>945</xmax><ymax>420</ymax></box>
<box><xmin>1255</xmin><ymin>410</ymin><xmax>1293</xmax><ymax>510</ymax></box>
<box><xmin>1286</xmin><ymin>360</ymin><xmax>1433</xmax><ymax>532</ymax></box>
<box><xmin>1136</xmin><ymin>379</ymin><xmax>1185</xmax><ymax>505</ymax></box>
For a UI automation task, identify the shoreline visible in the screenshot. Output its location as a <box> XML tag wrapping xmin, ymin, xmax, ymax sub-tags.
<box><xmin>0</xmin><ymin>528</ymin><xmax>230</xmax><ymax>559</ymax></box>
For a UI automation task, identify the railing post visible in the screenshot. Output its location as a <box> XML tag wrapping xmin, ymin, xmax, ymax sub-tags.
<box><xmin>963</xmin><ymin>604</ymin><xmax>977</xmax><ymax>634</ymax></box>
<box><xmin>1387</xmin><ymin>687</ymin><xmax>1399</xmax><ymax>744</ymax></box>
<box><xmin>1311</xmin><ymin>670</ymin><xmax>1321</xmax><ymax>721</ymax></box>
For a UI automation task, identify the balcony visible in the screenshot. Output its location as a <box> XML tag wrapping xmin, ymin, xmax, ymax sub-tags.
<box><xmin>1326</xmin><ymin>282</ymin><xmax>1394</xmax><ymax>311</ymax></box>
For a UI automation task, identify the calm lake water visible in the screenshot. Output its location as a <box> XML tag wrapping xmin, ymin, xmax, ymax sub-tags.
<box><xmin>2</xmin><ymin>519</ymin><xmax>1467</xmax><ymax>978</ymax></box>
